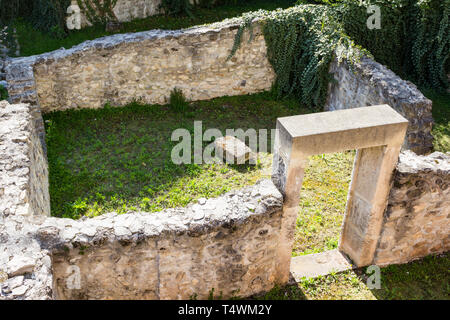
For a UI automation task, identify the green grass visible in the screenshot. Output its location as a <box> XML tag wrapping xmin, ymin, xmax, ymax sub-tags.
<box><xmin>293</xmin><ymin>151</ymin><xmax>355</xmax><ymax>256</ymax></box>
<box><xmin>15</xmin><ymin>0</ymin><xmax>296</xmax><ymax>57</ymax></box>
<box><xmin>422</xmin><ymin>89</ymin><xmax>450</xmax><ymax>153</ymax></box>
<box><xmin>44</xmin><ymin>92</ymin><xmax>307</xmax><ymax>219</ymax></box>
<box><xmin>256</xmin><ymin>253</ymin><xmax>449</xmax><ymax>300</ymax></box>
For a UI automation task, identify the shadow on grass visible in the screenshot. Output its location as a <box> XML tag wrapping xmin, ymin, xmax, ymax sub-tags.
<box><xmin>368</xmin><ymin>253</ymin><xmax>450</xmax><ymax>300</ymax></box>
<box><xmin>248</xmin><ymin>253</ymin><xmax>449</xmax><ymax>300</ymax></box>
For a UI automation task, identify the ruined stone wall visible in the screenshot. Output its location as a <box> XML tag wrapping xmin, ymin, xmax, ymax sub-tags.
<box><xmin>325</xmin><ymin>57</ymin><xmax>434</xmax><ymax>155</ymax></box>
<box><xmin>0</xmin><ymin>101</ymin><xmax>50</xmax><ymax>218</ymax></box>
<box><xmin>47</xmin><ymin>180</ymin><xmax>283</xmax><ymax>300</ymax></box>
<box><xmin>4</xmin><ymin>19</ymin><xmax>435</xmax><ymax>154</ymax></box>
<box><xmin>0</xmin><ymin>100</ymin><xmax>448</xmax><ymax>300</ymax></box>
<box><xmin>6</xmin><ymin>20</ymin><xmax>274</xmax><ymax>113</ymax></box>
<box><xmin>374</xmin><ymin>151</ymin><xmax>450</xmax><ymax>266</ymax></box>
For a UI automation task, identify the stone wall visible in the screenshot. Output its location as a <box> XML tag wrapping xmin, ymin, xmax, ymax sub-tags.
<box><xmin>0</xmin><ymin>100</ymin><xmax>448</xmax><ymax>300</ymax></box>
<box><xmin>77</xmin><ymin>0</ymin><xmax>160</xmax><ymax>28</ymax></box>
<box><xmin>0</xmin><ymin>100</ymin><xmax>285</xmax><ymax>300</ymax></box>
<box><xmin>0</xmin><ymin>179</ymin><xmax>284</xmax><ymax>300</ymax></box>
<box><xmin>6</xmin><ymin>20</ymin><xmax>274</xmax><ymax>113</ymax></box>
<box><xmin>0</xmin><ymin>101</ymin><xmax>50</xmax><ymax>218</ymax></box>
<box><xmin>111</xmin><ymin>0</ymin><xmax>162</xmax><ymax>23</ymax></box>
<box><xmin>325</xmin><ymin>57</ymin><xmax>434</xmax><ymax>155</ymax></box>
<box><xmin>4</xmin><ymin>19</ymin><xmax>436</xmax><ymax>155</ymax></box>
<box><xmin>374</xmin><ymin>151</ymin><xmax>450</xmax><ymax>266</ymax></box>
<box><xmin>0</xmin><ymin>113</ymin><xmax>284</xmax><ymax>300</ymax></box>
<box><xmin>0</xmin><ymin>101</ymin><xmax>52</xmax><ymax>299</ymax></box>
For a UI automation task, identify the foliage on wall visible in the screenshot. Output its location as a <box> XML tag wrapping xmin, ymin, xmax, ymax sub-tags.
<box><xmin>230</xmin><ymin>0</ymin><xmax>449</xmax><ymax>111</ymax></box>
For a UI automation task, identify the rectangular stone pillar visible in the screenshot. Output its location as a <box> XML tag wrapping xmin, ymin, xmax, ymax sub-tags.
<box><xmin>272</xmin><ymin>124</ymin><xmax>308</xmax><ymax>284</ymax></box>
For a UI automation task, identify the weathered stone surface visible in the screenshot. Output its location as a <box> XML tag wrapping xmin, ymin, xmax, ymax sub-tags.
<box><xmin>325</xmin><ymin>56</ymin><xmax>434</xmax><ymax>155</ymax></box>
<box><xmin>273</xmin><ymin>105</ymin><xmax>408</xmax><ymax>272</ymax></box>
<box><xmin>4</xmin><ymin>20</ymin><xmax>434</xmax><ymax>154</ymax></box>
<box><xmin>0</xmin><ymin>101</ymin><xmax>50</xmax><ymax>218</ymax></box>
<box><xmin>374</xmin><ymin>151</ymin><xmax>450</xmax><ymax>266</ymax></box>
<box><xmin>77</xmin><ymin>0</ymin><xmax>162</xmax><ymax>28</ymax></box>
<box><xmin>214</xmin><ymin>136</ymin><xmax>255</xmax><ymax>164</ymax></box>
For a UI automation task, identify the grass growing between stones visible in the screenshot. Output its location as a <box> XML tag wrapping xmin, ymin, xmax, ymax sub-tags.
<box><xmin>256</xmin><ymin>252</ymin><xmax>449</xmax><ymax>300</ymax></box>
<box><xmin>44</xmin><ymin>92</ymin><xmax>307</xmax><ymax>219</ymax></box>
<box><xmin>15</xmin><ymin>0</ymin><xmax>296</xmax><ymax>57</ymax></box>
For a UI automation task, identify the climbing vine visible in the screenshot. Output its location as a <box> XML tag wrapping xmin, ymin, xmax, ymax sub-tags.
<box><xmin>336</xmin><ymin>0</ymin><xmax>450</xmax><ymax>90</ymax></box>
<box><xmin>230</xmin><ymin>1</ymin><xmax>449</xmax><ymax>111</ymax></box>
<box><xmin>229</xmin><ymin>6</ymin><xmax>368</xmax><ymax>110</ymax></box>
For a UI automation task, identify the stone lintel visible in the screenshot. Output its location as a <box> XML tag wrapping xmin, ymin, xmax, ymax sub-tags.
<box><xmin>277</xmin><ymin>105</ymin><xmax>409</xmax><ymax>156</ymax></box>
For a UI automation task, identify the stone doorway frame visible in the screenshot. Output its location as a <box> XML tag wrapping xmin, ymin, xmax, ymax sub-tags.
<box><xmin>271</xmin><ymin>105</ymin><xmax>408</xmax><ymax>284</ymax></box>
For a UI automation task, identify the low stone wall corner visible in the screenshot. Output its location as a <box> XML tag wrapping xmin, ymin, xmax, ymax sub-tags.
<box><xmin>374</xmin><ymin>150</ymin><xmax>450</xmax><ymax>266</ymax></box>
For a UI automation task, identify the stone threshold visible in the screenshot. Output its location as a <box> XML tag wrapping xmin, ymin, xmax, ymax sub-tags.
<box><xmin>289</xmin><ymin>249</ymin><xmax>357</xmax><ymax>281</ymax></box>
